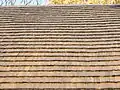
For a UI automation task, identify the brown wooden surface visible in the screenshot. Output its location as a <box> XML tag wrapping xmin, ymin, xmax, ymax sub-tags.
<box><xmin>0</xmin><ymin>5</ymin><xmax>120</xmax><ymax>89</ymax></box>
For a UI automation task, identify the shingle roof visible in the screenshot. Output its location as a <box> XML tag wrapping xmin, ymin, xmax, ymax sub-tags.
<box><xmin>0</xmin><ymin>5</ymin><xmax>120</xmax><ymax>89</ymax></box>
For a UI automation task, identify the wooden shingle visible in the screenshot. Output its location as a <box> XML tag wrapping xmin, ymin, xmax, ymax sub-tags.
<box><xmin>0</xmin><ymin>5</ymin><xmax>120</xmax><ymax>89</ymax></box>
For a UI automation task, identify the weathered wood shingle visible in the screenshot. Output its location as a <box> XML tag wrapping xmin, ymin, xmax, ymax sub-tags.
<box><xmin>0</xmin><ymin>5</ymin><xmax>120</xmax><ymax>89</ymax></box>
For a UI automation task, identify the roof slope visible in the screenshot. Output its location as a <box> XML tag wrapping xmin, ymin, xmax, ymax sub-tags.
<box><xmin>0</xmin><ymin>5</ymin><xmax>120</xmax><ymax>89</ymax></box>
